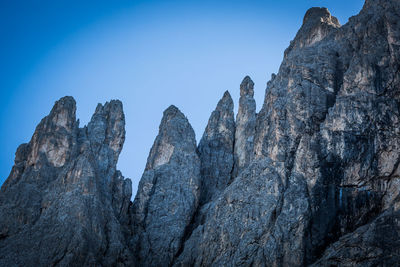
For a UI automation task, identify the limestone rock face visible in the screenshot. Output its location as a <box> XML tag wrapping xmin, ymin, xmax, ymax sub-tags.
<box><xmin>287</xmin><ymin>7</ymin><xmax>340</xmax><ymax>53</ymax></box>
<box><xmin>233</xmin><ymin>76</ymin><xmax>256</xmax><ymax>177</ymax></box>
<box><xmin>1</xmin><ymin>0</ymin><xmax>400</xmax><ymax>266</ymax></box>
<box><xmin>198</xmin><ymin>91</ymin><xmax>235</xmax><ymax>204</ymax></box>
<box><xmin>176</xmin><ymin>0</ymin><xmax>400</xmax><ymax>265</ymax></box>
<box><xmin>0</xmin><ymin>97</ymin><xmax>133</xmax><ymax>266</ymax></box>
<box><xmin>174</xmin><ymin>158</ymin><xmax>286</xmax><ymax>266</ymax></box>
<box><xmin>312</xmin><ymin>210</ymin><xmax>400</xmax><ymax>266</ymax></box>
<box><xmin>130</xmin><ymin>105</ymin><xmax>201</xmax><ymax>266</ymax></box>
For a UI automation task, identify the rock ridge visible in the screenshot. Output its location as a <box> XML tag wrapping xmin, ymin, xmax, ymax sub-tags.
<box><xmin>1</xmin><ymin>1</ymin><xmax>400</xmax><ymax>266</ymax></box>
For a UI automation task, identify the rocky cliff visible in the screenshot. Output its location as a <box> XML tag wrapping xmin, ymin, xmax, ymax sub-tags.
<box><xmin>1</xmin><ymin>0</ymin><xmax>400</xmax><ymax>266</ymax></box>
<box><xmin>0</xmin><ymin>98</ymin><xmax>133</xmax><ymax>266</ymax></box>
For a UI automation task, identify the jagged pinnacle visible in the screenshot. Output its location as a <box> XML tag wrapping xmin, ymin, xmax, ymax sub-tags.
<box><xmin>303</xmin><ymin>7</ymin><xmax>340</xmax><ymax>27</ymax></box>
<box><xmin>240</xmin><ymin>76</ymin><xmax>255</xmax><ymax>97</ymax></box>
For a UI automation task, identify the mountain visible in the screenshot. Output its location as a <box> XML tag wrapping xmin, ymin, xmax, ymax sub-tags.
<box><xmin>1</xmin><ymin>0</ymin><xmax>400</xmax><ymax>266</ymax></box>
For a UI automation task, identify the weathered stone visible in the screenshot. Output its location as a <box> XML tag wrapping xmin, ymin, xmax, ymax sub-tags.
<box><xmin>176</xmin><ymin>0</ymin><xmax>400</xmax><ymax>265</ymax></box>
<box><xmin>130</xmin><ymin>105</ymin><xmax>201</xmax><ymax>267</ymax></box>
<box><xmin>198</xmin><ymin>91</ymin><xmax>235</xmax><ymax>204</ymax></box>
<box><xmin>1</xmin><ymin>0</ymin><xmax>400</xmax><ymax>266</ymax></box>
<box><xmin>233</xmin><ymin>76</ymin><xmax>256</xmax><ymax>177</ymax></box>
<box><xmin>174</xmin><ymin>158</ymin><xmax>285</xmax><ymax>266</ymax></box>
<box><xmin>0</xmin><ymin>97</ymin><xmax>133</xmax><ymax>266</ymax></box>
<box><xmin>312</xmin><ymin>210</ymin><xmax>400</xmax><ymax>266</ymax></box>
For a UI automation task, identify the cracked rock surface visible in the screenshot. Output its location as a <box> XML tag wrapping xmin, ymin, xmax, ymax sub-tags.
<box><xmin>177</xmin><ymin>1</ymin><xmax>400</xmax><ymax>265</ymax></box>
<box><xmin>0</xmin><ymin>97</ymin><xmax>133</xmax><ymax>266</ymax></box>
<box><xmin>130</xmin><ymin>105</ymin><xmax>201</xmax><ymax>266</ymax></box>
<box><xmin>233</xmin><ymin>76</ymin><xmax>256</xmax><ymax>177</ymax></box>
<box><xmin>1</xmin><ymin>0</ymin><xmax>400</xmax><ymax>266</ymax></box>
<box><xmin>198</xmin><ymin>91</ymin><xmax>235</xmax><ymax>204</ymax></box>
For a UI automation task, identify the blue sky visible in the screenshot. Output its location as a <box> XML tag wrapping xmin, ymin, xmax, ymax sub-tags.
<box><xmin>0</xmin><ymin>0</ymin><xmax>364</xmax><ymax>195</ymax></box>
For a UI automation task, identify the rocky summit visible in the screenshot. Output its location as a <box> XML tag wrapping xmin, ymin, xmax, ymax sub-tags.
<box><xmin>1</xmin><ymin>0</ymin><xmax>400</xmax><ymax>266</ymax></box>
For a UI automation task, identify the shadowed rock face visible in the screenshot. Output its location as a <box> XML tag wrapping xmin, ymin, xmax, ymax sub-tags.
<box><xmin>198</xmin><ymin>91</ymin><xmax>235</xmax><ymax>204</ymax></box>
<box><xmin>234</xmin><ymin>76</ymin><xmax>256</xmax><ymax>177</ymax></box>
<box><xmin>1</xmin><ymin>0</ymin><xmax>400</xmax><ymax>266</ymax></box>
<box><xmin>0</xmin><ymin>97</ymin><xmax>133</xmax><ymax>266</ymax></box>
<box><xmin>130</xmin><ymin>105</ymin><xmax>201</xmax><ymax>266</ymax></box>
<box><xmin>177</xmin><ymin>0</ymin><xmax>400</xmax><ymax>265</ymax></box>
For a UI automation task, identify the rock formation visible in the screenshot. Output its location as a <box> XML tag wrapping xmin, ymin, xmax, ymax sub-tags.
<box><xmin>130</xmin><ymin>105</ymin><xmax>201</xmax><ymax>266</ymax></box>
<box><xmin>233</xmin><ymin>76</ymin><xmax>256</xmax><ymax>177</ymax></box>
<box><xmin>1</xmin><ymin>0</ymin><xmax>400</xmax><ymax>266</ymax></box>
<box><xmin>0</xmin><ymin>97</ymin><xmax>133</xmax><ymax>266</ymax></box>
<box><xmin>198</xmin><ymin>91</ymin><xmax>235</xmax><ymax>204</ymax></box>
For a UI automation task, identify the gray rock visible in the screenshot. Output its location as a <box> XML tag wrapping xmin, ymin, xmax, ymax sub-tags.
<box><xmin>174</xmin><ymin>158</ymin><xmax>285</xmax><ymax>266</ymax></box>
<box><xmin>1</xmin><ymin>0</ymin><xmax>400</xmax><ymax>266</ymax></box>
<box><xmin>176</xmin><ymin>0</ymin><xmax>400</xmax><ymax>265</ymax></box>
<box><xmin>312</xmin><ymin>210</ymin><xmax>400</xmax><ymax>266</ymax></box>
<box><xmin>130</xmin><ymin>105</ymin><xmax>201</xmax><ymax>267</ymax></box>
<box><xmin>0</xmin><ymin>97</ymin><xmax>134</xmax><ymax>266</ymax></box>
<box><xmin>198</xmin><ymin>91</ymin><xmax>235</xmax><ymax>204</ymax></box>
<box><xmin>233</xmin><ymin>76</ymin><xmax>256</xmax><ymax>177</ymax></box>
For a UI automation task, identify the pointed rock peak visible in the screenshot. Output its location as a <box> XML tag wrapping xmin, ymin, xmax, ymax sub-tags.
<box><xmin>146</xmin><ymin>104</ymin><xmax>196</xmax><ymax>170</ymax></box>
<box><xmin>89</xmin><ymin>100</ymin><xmax>125</xmax><ymax>130</ymax></box>
<box><xmin>160</xmin><ymin>105</ymin><xmax>190</xmax><ymax>128</ymax></box>
<box><xmin>88</xmin><ymin>99</ymin><xmax>125</xmax><ymax>158</ymax></box>
<box><xmin>240</xmin><ymin>76</ymin><xmax>255</xmax><ymax>97</ymax></box>
<box><xmin>303</xmin><ymin>7</ymin><xmax>340</xmax><ymax>27</ymax></box>
<box><xmin>24</xmin><ymin>96</ymin><xmax>77</xmax><ymax>168</ymax></box>
<box><xmin>198</xmin><ymin>91</ymin><xmax>235</xmax><ymax>204</ymax></box>
<box><xmin>163</xmin><ymin>104</ymin><xmax>183</xmax><ymax>118</ymax></box>
<box><xmin>234</xmin><ymin>76</ymin><xmax>256</xmax><ymax>177</ymax></box>
<box><xmin>52</xmin><ymin>96</ymin><xmax>76</xmax><ymax>110</ymax></box>
<box><xmin>133</xmin><ymin>106</ymin><xmax>201</xmax><ymax>266</ymax></box>
<box><xmin>202</xmin><ymin>90</ymin><xmax>235</xmax><ymax>138</ymax></box>
<box><xmin>285</xmin><ymin>7</ymin><xmax>340</xmax><ymax>55</ymax></box>
<box><xmin>49</xmin><ymin>96</ymin><xmax>76</xmax><ymax>130</ymax></box>
<box><xmin>93</xmin><ymin>100</ymin><xmax>124</xmax><ymax>118</ymax></box>
<box><xmin>222</xmin><ymin>90</ymin><xmax>232</xmax><ymax>101</ymax></box>
<box><xmin>159</xmin><ymin>105</ymin><xmax>194</xmax><ymax>142</ymax></box>
<box><xmin>216</xmin><ymin>91</ymin><xmax>234</xmax><ymax>111</ymax></box>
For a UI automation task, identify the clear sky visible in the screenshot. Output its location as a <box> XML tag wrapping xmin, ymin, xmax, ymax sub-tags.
<box><xmin>0</xmin><ymin>0</ymin><xmax>364</xmax><ymax>195</ymax></box>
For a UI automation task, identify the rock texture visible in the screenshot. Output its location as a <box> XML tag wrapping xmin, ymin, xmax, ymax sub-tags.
<box><xmin>312</xmin><ymin>210</ymin><xmax>400</xmax><ymax>266</ymax></box>
<box><xmin>177</xmin><ymin>0</ymin><xmax>400</xmax><ymax>265</ymax></box>
<box><xmin>233</xmin><ymin>76</ymin><xmax>256</xmax><ymax>177</ymax></box>
<box><xmin>1</xmin><ymin>0</ymin><xmax>400</xmax><ymax>266</ymax></box>
<box><xmin>130</xmin><ymin>105</ymin><xmax>201</xmax><ymax>266</ymax></box>
<box><xmin>0</xmin><ymin>97</ymin><xmax>133</xmax><ymax>266</ymax></box>
<box><xmin>198</xmin><ymin>91</ymin><xmax>235</xmax><ymax>204</ymax></box>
